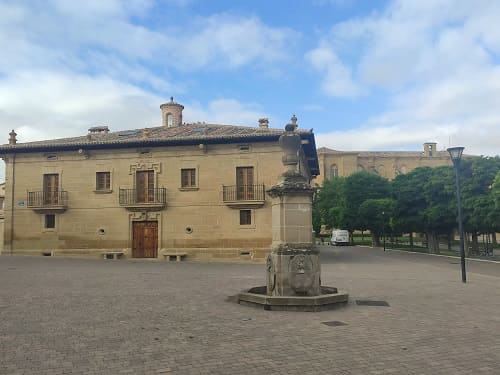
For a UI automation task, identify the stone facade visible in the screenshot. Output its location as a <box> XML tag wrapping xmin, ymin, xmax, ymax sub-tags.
<box><xmin>315</xmin><ymin>142</ymin><xmax>452</xmax><ymax>184</ymax></box>
<box><xmin>0</xmin><ymin>101</ymin><xmax>319</xmax><ymax>261</ymax></box>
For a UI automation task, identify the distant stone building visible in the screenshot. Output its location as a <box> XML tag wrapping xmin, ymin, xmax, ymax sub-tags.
<box><xmin>0</xmin><ymin>98</ymin><xmax>318</xmax><ymax>261</ymax></box>
<box><xmin>315</xmin><ymin>142</ymin><xmax>452</xmax><ymax>184</ymax></box>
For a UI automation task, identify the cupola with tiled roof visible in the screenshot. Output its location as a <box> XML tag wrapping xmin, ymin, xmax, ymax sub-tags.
<box><xmin>160</xmin><ymin>97</ymin><xmax>184</xmax><ymax>127</ymax></box>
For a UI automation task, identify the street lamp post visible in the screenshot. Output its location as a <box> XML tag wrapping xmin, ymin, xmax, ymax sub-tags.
<box><xmin>382</xmin><ymin>211</ymin><xmax>386</xmax><ymax>251</ymax></box>
<box><xmin>447</xmin><ymin>146</ymin><xmax>466</xmax><ymax>283</ymax></box>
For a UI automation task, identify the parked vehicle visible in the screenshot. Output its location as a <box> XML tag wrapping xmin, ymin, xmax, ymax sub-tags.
<box><xmin>330</xmin><ymin>230</ymin><xmax>350</xmax><ymax>246</ymax></box>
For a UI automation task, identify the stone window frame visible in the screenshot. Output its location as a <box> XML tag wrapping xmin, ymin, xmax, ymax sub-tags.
<box><xmin>42</xmin><ymin>214</ymin><xmax>57</xmax><ymax>232</ymax></box>
<box><xmin>95</xmin><ymin>171</ymin><xmax>112</xmax><ymax>193</ymax></box>
<box><xmin>179</xmin><ymin>167</ymin><xmax>199</xmax><ymax>191</ymax></box>
<box><xmin>239</xmin><ymin>209</ymin><xmax>255</xmax><ymax>228</ymax></box>
<box><xmin>129</xmin><ymin>162</ymin><xmax>161</xmax><ymax>190</ymax></box>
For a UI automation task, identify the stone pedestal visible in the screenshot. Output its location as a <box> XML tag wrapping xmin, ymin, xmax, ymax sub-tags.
<box><xmin>237</xmin><ymin>120</ymin><xmax>348</xmax><ymax>311</ymax></box>
<box><xmin>267</xmin><ymin>248</ymin><xmax>320</xmax><ymax>296</ymax></box>
<box><xmin>266</xmin><ymin>174</ymin><xmax>320</xmax><ymax>297</ymax></box>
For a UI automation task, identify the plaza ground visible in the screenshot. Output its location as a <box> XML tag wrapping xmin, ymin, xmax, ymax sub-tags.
<box><xmin>1</xmin><ymin>246</ymin><xmax>499</xmax><ymax>374</ymax></box>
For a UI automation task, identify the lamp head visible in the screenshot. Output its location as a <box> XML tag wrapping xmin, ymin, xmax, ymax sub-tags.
<box><xmin>447</xmin><ymin>146</ymin><xmax>464</xmax><ymax>166</ymax></box>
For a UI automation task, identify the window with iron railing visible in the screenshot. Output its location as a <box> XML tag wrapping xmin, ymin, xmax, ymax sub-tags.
<box><xmin>119</xmin><ymin>188</ymin><xmax>167</xmax><ymax>206</ymax></box>
<box><xmin>222</xmin><ymin>184</ymin><xmax>265</xmax><ymax>202</ymax></box>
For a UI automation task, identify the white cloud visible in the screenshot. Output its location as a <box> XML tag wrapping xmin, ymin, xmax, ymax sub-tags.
<box><xmin>312</xmin><ymin>0</ymin><xmax>500</xmax><ymax>157</ymax></box>
<box><xmin>0</xmin><ymin>1</ymin><xmax>293</xmax><ymax>158</ymax></box>
<box><xmin>0</xmin><ymin>70</ymin><xmax>163</xmax><ymax>144</ymax></box>
<box><xmin>306</xmin><ymin>46</ymin><xmax>364</xmax><ymax>98</ymax></box>
<box><xmin>172</xmin><ymin>14</ymin><xmax>296</xmax><ymax>71</ymax></box>
<box><xmin>185</xmin><ymin>99</ymin><xmax>267</xmax><ymax>126</ymax></box>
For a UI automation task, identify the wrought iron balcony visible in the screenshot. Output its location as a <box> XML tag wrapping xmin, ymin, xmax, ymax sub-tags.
<box><xmin>27</xmin><ymin>191</ymin><xmax>68</xmax><ymax>212</ymax></box>
<box><xmin>222</xmin><ymin>184</ymin><xmax>266</xmax><ymax>208</ymax></box>
<box><xmin>119</xmin><ymin>188</ymin><xmax>167</xmax><ymax>211</ymax></box>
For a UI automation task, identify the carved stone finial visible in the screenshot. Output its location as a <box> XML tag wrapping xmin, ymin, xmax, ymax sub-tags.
<box><xmin>9</xmin><ymin>129</ymin><xmax>17</xmax><ymax>145</ymax></box>
<box><xmin>279</xmin><ymin>125</ymin><xmax>301</xmax><ymax>172</ymax></box>
<box><xmin>291</xmin><ymin>114</ymin><xmax>297</xmax><ymax>126</ymax></box>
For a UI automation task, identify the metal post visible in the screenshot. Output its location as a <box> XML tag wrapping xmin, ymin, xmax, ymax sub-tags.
<box><xmin>454</xmin><ymin>166</ymin><xmax>466</xmax><ymax>283</ymax></box>
<box><xmin>382</xmin><ymin>211</ymin><xmax>386</xmax><ymax>251</ymax></box>
<box><xmin>447</xmin><ymin>146</ymin><xmax>466</xmax><ymax>283</ymax></box>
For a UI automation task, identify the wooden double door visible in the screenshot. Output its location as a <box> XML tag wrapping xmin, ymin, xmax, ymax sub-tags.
<box><xmin>132</xmin><ymin>221</ymin><xmax>158</xmax><ymax>258</ymax></box>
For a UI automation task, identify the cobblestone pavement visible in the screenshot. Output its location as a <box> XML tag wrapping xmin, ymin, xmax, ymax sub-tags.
<box><xmin>1</xmin><ymin>247</ymin><xmax>499</xmax><ymax>374</ymax></box>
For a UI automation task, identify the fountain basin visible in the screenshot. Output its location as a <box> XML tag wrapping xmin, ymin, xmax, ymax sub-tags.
<box><xmin>237</xmin><ymin>286</ymin><xmax>348</xmax><ymax>311</ymax></box>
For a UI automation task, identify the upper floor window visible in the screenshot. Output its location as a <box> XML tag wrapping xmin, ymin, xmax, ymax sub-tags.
<box><xmin>136</xmin><ymin>170</ymin><xmax>155</xmax><ymax>203</ymax></box>
<box><xmin>167</xmin><ymin>113</ymin><xmax>173</xmax><ymax>127</ymax></box>
<box><xmin>43</xmin><ymin>174</ymin><xmax>59</xmax><ymax>205</ymax></box>
<box><xmin>236</xmin><ymin>166</ymin><xmax>254</xmax><ymax>200</ymax></box>
<box><xmin>96</xmin><ymin>172</ymin><xmax>111</xmax><ymax>191</ymax></box>
<box><xmin>181</xmin><ymin>168</ymin><xmax>196</xmax><ymax>188</ymax></box>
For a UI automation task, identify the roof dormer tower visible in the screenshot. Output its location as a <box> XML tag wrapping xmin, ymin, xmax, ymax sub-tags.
<box><xmin>160</xmin><ymin>97</ymin><xmax>184</xmax><ymax>127</ymax></box>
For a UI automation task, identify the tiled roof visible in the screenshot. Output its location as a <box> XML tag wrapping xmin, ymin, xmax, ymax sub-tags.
<box><xmin>1</xmin><ymin>123</ymin><xmax>296</xmax><ymax>150</ymax></box>
<box><xmin>0</xmin><ymin>123</ymin><xmax>320</xmax><ymax>176</ymax></box>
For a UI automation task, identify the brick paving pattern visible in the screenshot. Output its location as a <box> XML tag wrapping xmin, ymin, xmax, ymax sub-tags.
<box><xmin>1</xmin><ymin>247</ymin><xmax>499</xmax><ymax>374</ymax></box>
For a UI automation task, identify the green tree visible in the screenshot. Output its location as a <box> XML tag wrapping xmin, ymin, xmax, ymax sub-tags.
<box><xmin>313</xmin><ymin>177</ymin><xmax>346</xmax><ymax>231</ymax></box>
<box><xmin>358</xmin><ymin>198</ymin><xmax>395</xmax><ymax>246</ymax></box>
<box><xmin>341</xmin><ymin>171</ymin><xmax>392</xmax><ymax>232</ymax></box>
<box><xmin>392</xmin><ymin>167</ymin><xmax>432</xmax><ymax>246</ymax></box>
<box><xmin>460</xmin><ymin>156</ymin><xmax>500</xmax><ymax>251</ymax></box>
<box><xmin>421</xmin><ymin>166</ymin><xmax>456</xmax><ymax>253</ymax></box>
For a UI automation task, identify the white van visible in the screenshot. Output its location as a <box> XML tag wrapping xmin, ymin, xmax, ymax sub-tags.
<box><xmin>330</xmin><ymin>230</ymin><xmax>350</xmax><ymax>246</ymax></box>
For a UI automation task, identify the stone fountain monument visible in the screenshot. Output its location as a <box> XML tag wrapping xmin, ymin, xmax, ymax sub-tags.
<box><xmin>237</xmin><ymin>119</ymin><xmax>348</xmax><ymax>311</ymax></box>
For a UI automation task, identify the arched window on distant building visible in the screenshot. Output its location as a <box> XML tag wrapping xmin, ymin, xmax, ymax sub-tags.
<box><xmin>330</xmin><ymin>164</ymin><xmax>339</xmax><ymax>179</ymax></box>
<box><xmin>377</xmin><ymin>165</ymin><xmax>386</xmax><ymax>177</ymax></box>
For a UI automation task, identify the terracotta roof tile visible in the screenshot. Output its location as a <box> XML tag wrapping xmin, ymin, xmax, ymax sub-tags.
<box><xmin>1</xmin><ymin>123</ymin><xmax>308</xmax><ymax>150</ymax></box>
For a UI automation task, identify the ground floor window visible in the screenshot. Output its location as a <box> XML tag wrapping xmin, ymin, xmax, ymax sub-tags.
<box><xmin>239</xmin><ymin>209</ymin><xmax>252</xmax><ymax>225</ymax></box>
<box><xmin>45</xmin><ymin>214</ymin><xmax>55</xmax><ymax>229</ymax></box>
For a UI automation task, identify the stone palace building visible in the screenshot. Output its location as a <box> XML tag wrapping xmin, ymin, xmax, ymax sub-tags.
<box><xmin>0</xmin><ymin>98</ymin><xmax>319</xmax><ymax>261</ymax></box>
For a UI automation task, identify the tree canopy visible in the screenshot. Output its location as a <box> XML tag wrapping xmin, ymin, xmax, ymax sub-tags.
<box><xmin>313</xmin><ymin>156</ymin><xmax>500</xmax><ymax>252</ymax></box>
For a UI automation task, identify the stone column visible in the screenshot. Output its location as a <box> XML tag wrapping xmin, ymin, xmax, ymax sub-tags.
<box><xmin>266</xmin><ymin>123</ymin><xmax>320</xmax><ymax>297</ymax></box>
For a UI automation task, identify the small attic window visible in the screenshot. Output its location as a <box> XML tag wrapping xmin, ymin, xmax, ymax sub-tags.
<box><xmin>238</xmin><ymin>145</ymin><xmax>250</xmax><ymax>152</ymax></box>
<box><xmin>46</xmin><ymin>154</ymin><xmax>57</xmax><ymax>160</ymax></box>
<box><xmin>119</xmin><ymin>130</ymin><xmax>140</xmax><ymax>137</ymax></box>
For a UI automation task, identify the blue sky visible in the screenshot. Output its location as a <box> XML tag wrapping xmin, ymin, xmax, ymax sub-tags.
<box><xmin>1</xmin><ymin>0</ymin><xmax>499</xmax><ymax>176</ymax></box>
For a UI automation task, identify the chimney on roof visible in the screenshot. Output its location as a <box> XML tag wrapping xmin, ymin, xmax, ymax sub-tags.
<box><xmin>160</xmin><ymin>97</ymin><xmax>184</xmax><ymax>127</ymax></box>
<box><xmin>88</xmin><ymin>126</ymin><xmax>109</xmax><ymax>134</ymax></box>
<box><xmin>258</xmin><ymin>118</ymin><xmax>269</xmax><ymax>128</ymax></box>
<box><xmin>9</xmin><ymin>129</ymin><xmax>17</xmax><ymax>145</ymax></box>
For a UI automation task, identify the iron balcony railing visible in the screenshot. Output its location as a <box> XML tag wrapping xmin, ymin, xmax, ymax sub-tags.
<box><xmin>27</xmin><ymin>191</ymin><xmax>68</xmax><ymax>208</ymax></box>
<box><xmin>222</xmin><ymin>184</ymin><xmax>266</xmax><ymax>202</ymax></box>
<box><xmin>119</xmin><ymin>188</ymin><xmax>167</xmax><ymax>206</ymax></box>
